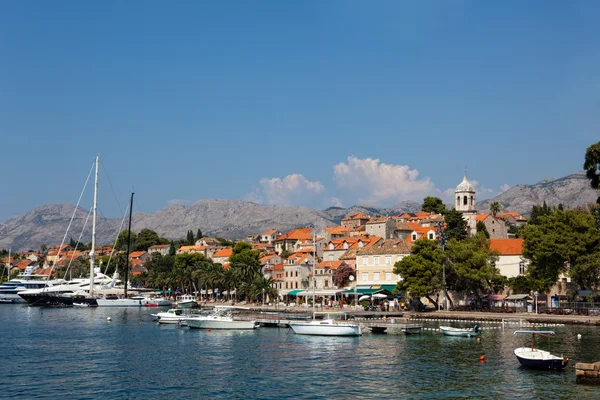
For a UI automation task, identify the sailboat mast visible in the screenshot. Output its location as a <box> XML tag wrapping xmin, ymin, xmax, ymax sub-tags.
<box><xmin>312</xmin><ymin>229</ymin><xmax>316</xmax><ymax>319</ymax></box>
<box><xmin>124</xmin><ymin>192</ymin><xmax>134</xmax><ymax>297</ymax></box>
<box><xmin>89</xmin><ymin>154</ymin><xmax>99</xmax><ymax>297</ymax></box>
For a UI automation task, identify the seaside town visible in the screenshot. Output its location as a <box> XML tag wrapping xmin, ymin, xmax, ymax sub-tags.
<box><xmin>3</xmin><ymin>168</ymin><xmax>599</xmax><ymax>317</ymax></box>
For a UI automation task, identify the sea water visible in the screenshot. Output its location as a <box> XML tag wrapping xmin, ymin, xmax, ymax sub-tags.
<box><xmin>1</xmin><ymin>306</ymin><xmax>600</xmax><ymax>399</ymax></box>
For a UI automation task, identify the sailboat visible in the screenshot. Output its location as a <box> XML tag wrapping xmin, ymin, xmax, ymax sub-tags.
<box><xmin>94</xmin><ymin>192</ymin><xmax>148</xmax><ymax>307</ymax></box>
<box><xmin>513</xmin><ymin>330</ymin><xmax>568</xmax><ymax>370</ymax></box>
<box><xmin>18</xmin><ymin>155</ymin><xmax>118</xmax><ymax>306</ymax></box>
<box><xmin>288</xmin><ymin>231</ymin><xmax>361</xmax><ymax>337</ymax></box>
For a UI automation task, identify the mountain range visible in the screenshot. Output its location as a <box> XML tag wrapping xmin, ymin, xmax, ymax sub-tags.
<box><xmin>1</xmin><ymin>172</ymin><xmax>597</xmax><ymax>252</ymax></box>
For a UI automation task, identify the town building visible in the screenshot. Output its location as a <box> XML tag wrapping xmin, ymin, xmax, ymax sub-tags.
<box><xmin>455</xmin><ymin>174</ymin><xmax>477</xmax><ymax>236</ymax></box>
<box><xmin>355</xmin><ymin>239</ymin><xmax>413</xmax><ymax>285</ymax></box>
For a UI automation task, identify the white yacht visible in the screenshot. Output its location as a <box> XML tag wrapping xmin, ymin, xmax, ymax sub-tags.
<box><xmin>185</xmin><ymin>307</ymin><xmax>258</xmax><ymax>330</ymax></box>
<box><xmin>175</xmin><ymin>294</ymin><xmax>197</xmax><ymax>309</ymax></box>
<box><xmin>94</xmin><ymin>293</ymin><xmax>148</xmax><ymax>307</ymax></box>
<box><xmin>153</xmin><ymin>308</ymin><xmax>188</xmax><ymax>325</ymax></box>
<box><xmin>0</xmin><ymin>267</ymin><xmax>65</xmax><ymax>303</ymax></box>
<box><xmin>289</xmin><ymin>318</ymin><xmax>362</xmax><ymax>336</ymax></box>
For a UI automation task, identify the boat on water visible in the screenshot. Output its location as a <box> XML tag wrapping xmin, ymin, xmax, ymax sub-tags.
<box><xmin>185</xmin><ymin>306</ymin><xmax>258</xmax><ymax>330</ymax></box>
<box><xmin>145</xmin><ymin>297</ymin><xmax>172</xmax><ymax>307</ymax></box>
<box><xmin>175</xmin><ymin>294</ymin><xmax>197</xmax><ymax>309</ymax></box>
<box><xmin>153</xmin><ymin>308</ymin><xmax>188</xmax><ymax>325</ymax></box>
<box><xmin>513</xmin><ymin>330</ymin><xmax>568</xmax><ymax>370</ymax></box>
<box><xmin>0</xmin><ymin>267</ymin><xmax>65</xmax><ymax>304</ymax></box>
<box><xmin>289</xmin><ymin>317</ymin><xmax>361</xmax><ymax>336</ymax></box>
<box><xmin>94</xmin><ymin>293</ymin><xmax>148</xmax><ymax>307</ymax></box>
<box><xmin>440</xmin><ymin>325</ymin><xmax>481</xmax><ymax>337</ymax></box>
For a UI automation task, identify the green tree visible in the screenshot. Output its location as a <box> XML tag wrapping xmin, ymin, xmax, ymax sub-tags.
<box><xmin>135</xmin><ymin>228</ymin><xmax>161</xmax><ymax>251</ymax></box>
<box><xmin>583</xmin><ymin>141</ymin><xmax>600</xmax><ymax>203</ymax></box>
<box><xmin>229</xmin><ymin>243</ymin><xmax>262</xmax><ymax>300</ymax></box>
<box><xmin>145</xmin><ymin>253</ymin><xmax>176</xmax><ymax>295</ymax></box>
<box><xmin>115</xmin><ymin>230</ymin><xmax>137</xmax><ymax>251</ymax></box>
<box><xmin>40</xmin><ymin>244</ymin><xmax>47</xmax><ymax>254</ymax></box>
<box><xmin>490</xmin><ymin>201</ymin><xmax>501</xmax><ymax>217</ymax></box>
<box><xmin>506</xmin><ymin>275</ymin><xmax>534</xmax><ymax>294</ymax></box>
<box><xmin>523</xmin><ymin>208</ymin><xmax>600</xmax><ymax>291</ymax></box>
<box><xmin>444</xmin><ymin>233</ymin><xmax>502</xmax><ymax>305</ymax></box>
<box><xmin>186</xmin><ymin>230</ymin><xmax>195</xmax><ymax>245</ymax></box>
<box><xmin>442</xmin><ymin>209</ymin><xmax>469</xmax><ymax>241</ymax></box>
<box><xmin>69</xmin><ymin>237</ymin><xmax>77</xmax><ymax>248</ymax></box>
<box><xmin>168</xmin><ymin>241</ymin><xmax>176</xmax><ymax>256</ymax></box>
<box><xmin>196</xmin><ymin>229</ymin><xmax>203</xmax><ymax>240</ymax></box>
<box><xmin>422</xmin><ymin>197</ymin><xmax>447</xmax><ymax>214</ymax></box>
<box><xmin>529</xmin><ymin>201</ymin><xmax>551</xmax><ymax>225</ymax></box>
<box><xmin>476</xmin><ymin>221</ymin><xmax>490</xmax><ymax>238</ymax></box>
<box><xmin>393</xmin><ymin>239</ymin><xmax>444</xmax><ymax>308</ymax></box>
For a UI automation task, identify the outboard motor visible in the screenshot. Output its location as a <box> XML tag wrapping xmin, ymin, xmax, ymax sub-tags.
<box><xmin>474</xmin><ymin>324</ymin><xmax>480</xmax><ymax>333</ymax></box>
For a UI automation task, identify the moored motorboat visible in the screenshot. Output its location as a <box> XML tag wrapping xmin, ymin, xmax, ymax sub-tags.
<box><xmin>153</xmin><ymin>308</ymin><xmax>188</xmax><ymax>325</ymax></box>
<box><xmin>185</xmin><ymin>306</ymin><xmax>257</xmax><ymax>330</ymax></box>
<box><xmin>440</xmin><ymin>325</ymin><xmax>481</xmax><ymax>337</ymax></box>
<box><xmin>513</xmin><ymin>330</ymin><xmax>568</xmax><ymax>370</ymax></box>
<box><xmin>175</xmin><ymin>294</ymin><xmax>197</xmax><ymax>309</ymax></box>
<box><xmin>289</xmin><ymin>318</ymin><xmax>361</xmax><ymax>336</ymax></box>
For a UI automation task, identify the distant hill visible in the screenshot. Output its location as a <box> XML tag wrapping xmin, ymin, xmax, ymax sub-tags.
<box><xmin>477</xmin><ymin>171</ymin><xmax>598</xmax><ymax>215</ymax></box>
<box><xmin>1</xmin><ymin>172</ymin><xmax>597</xmax><ymax>251</ymax></box>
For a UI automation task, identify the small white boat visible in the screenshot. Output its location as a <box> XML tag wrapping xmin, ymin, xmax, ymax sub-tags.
<box><xmin>289</xmin><ymin>319</ymin><xmax>361</xmax><ymax>336</ymax></box>
<box><xmin>153</xmin><ymin>308</ymin><xmax>188</xmax><ymax>325</ymax></box>
<box><xmin>186</xmin><ymin>307</ymin><xmax>257</xmax><ymax>330</ymax></box>
<box><xmin>513</xmin><ymin>330</ymin><xmax>568</xmax><ymax>370</ymax></box>
<box><xmin>95</xmin><ymin>294</ymin><xmax>148</xmax><ymax>307</ymax></box>
<box><xmin>440</xmin><ymin>325</ymin><xmax>481</xmax><ymax>337</ymax></box>
<box><xmin>145</xmin><ymin>297</ymin><xmax>172</xmax><ymax>307</ymax></box>
<box><xmin>176</xmin><ymin>294</ymin><xmax>197</xmax><ymax>309</ymax></box>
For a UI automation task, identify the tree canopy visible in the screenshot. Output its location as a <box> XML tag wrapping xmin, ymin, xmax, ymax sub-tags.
<box><xmin>421</xmin><ymin>197</ymin><xmax>447</xmax><ymax>214</ymax></box>
<box><xmin>584</xmin><ymin>141</ymin><xmax>600</xmax><ymax>200</ymax></box>
<box><xmin>523</xmin><ymin>207</ymin><xmax>600</xmax><ymax>291</ymax></box>
<box><xmin>442</xmin><ymin>209</ymin><xmax>469</xmax><ymax>241</ymax></box>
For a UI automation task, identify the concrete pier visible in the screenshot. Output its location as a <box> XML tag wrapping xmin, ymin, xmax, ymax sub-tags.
<box><xmin>576</xmin><ymin>362</ymin><xmax>600</xmax><ymax>384</ymax></box>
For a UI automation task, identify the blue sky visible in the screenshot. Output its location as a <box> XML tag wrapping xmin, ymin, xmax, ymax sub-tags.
<box><xmin>1</xmin><ymin>1</ymin><xmax>599</xmax><ymax>221</ymax></box>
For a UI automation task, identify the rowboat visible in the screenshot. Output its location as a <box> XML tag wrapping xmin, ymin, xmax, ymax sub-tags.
<box><xmin>440</xmin><ymin>325</ymin><xmax>481</xmax><ymax>337</ymax></box>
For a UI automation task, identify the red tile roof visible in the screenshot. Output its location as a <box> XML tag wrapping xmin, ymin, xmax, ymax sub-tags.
<box><xmin>489</xmin><ymin>239</ymin><xmax>523</xmax><ymax>255</ymax></box>
<box><xmin>213</xmin><ymin>248</ymin><xmax>233</xmax><ymax>258</ymax></box>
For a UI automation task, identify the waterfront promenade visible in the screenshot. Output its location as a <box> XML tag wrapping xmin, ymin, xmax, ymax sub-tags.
<box><xmin>234</xmin><ymin>303</ymin><xmax>600</xmax><ymax>326</ymax></box>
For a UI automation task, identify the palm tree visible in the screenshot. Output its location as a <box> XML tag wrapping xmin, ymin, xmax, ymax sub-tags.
<box><xmin>490</xmin><ymin>201</ymin><xmax>501</xmax><ymax>217</ymax></box>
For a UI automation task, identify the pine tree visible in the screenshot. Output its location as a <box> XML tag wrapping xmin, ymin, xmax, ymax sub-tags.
<box><xmin>196</xmin><ymin>229</ymin><xmax>203</xmax><ymax>240</ymax></box>
<box><xmin>186</xmin><ymin>230</ymin><xmax>194</xmax><ymax>245</ymax></box>
<box><xmin>169</xmin><ymin>241</ymin><xmax>176</xmax><ymax>256</ymax></box>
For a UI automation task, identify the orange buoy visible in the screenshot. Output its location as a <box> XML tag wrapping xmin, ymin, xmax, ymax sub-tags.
<box><xmin>208</xmin><ymin>328</ymin><xmax>211</xmax><ymax>332</ymax></box>
<box><xmin>479</xmin><ymin>355</ymin><xmax>485</xmax><ymax>362</ymax></box>
<box><xmin>476</xmin><ymin>337</ymin><xmax>481</xmax><ymax>343</ymax></box>
<box><xmin>176</xmin><ymin>325</ymin><xmax>180</xmax><ymax>329</ymax></box>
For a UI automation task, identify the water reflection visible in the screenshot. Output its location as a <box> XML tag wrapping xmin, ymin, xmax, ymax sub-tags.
<box><xmin>2</xmin><ymin>306</ymin><xmax>600</xmax><ymax>399</ymax></box>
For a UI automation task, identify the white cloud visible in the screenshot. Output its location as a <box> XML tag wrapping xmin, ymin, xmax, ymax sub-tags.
<box><xmin>333</xmin><ymin>156</ymin><xmax>435</xmax><ymax>205</ymax></box>
<box><xmin>500</xmin><ymin>184</ymin><xmax>511</xmax><ymax>193</ymax></box>
<box><xmin>246</xmin><ymin>174</ymin><xmax>325</xmax><ymax>206</ymax></box>
<box><xmin>330</xmin><ymin>197</ymin><xmax>343</xmax><ymax>207</ymax></box>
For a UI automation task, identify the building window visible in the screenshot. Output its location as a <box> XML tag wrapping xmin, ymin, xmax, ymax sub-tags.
<box><xmin>285</xmin><ymin>271</ymin><xmax>288</xmax><ymax>277</ymax></box>
<box><xmin>519</xmin><ymin>261</ymin><xmax>525</xmax><ymax>275</ymax></box>
<box><xmin>456</xmin><ymin>196</ymin><xmax>460</xmax><ymax>206</ymax></box>
<box><xmin>362</xmin><ymin>273</ymin><xmax>368</xmax><ymax>282</ymax></box>
<box><xmin>362</xmin><ymin>257</ymin><xmax>368</xmax><ymax>265</ymax></box>
<box><xmin>324</xmin><ymin>280</ymin><xmax>329</xmax><ymax>288</ymax></box>
<box><xmin>385</xmin><ymin>256</ymin><xmax>391</xmax><ymax>265</ymax></box>
<box><xmin>374</xmin><ymin>272</ymin><xmax>380</xmax><ymax>281</ymax></box>
<box><xmin>412</xmin><ymin>234</ymin><xmax>417</xmax><ymax>241</ymax></box>
<box><xmin>428</xmin><ymin>233</ymin><xmax>434</xmax><ymax>239</ymax></box>
<box><xmin>286</xmin><ymin>282</ymin><xmax>289</xmax><ymax>289</ymax></box>
<box><xmin>374</xmin><ymin>256</ymin><xmax>380</xmax><ymax>265</ymax></box>
<box><xmin>295</xmin><ymin>271</ymin><xmax>298</xmax><ymax>277</ymax></box>
<box><xmin>295</xmin><ymin>282</ymin><xmax>298</xmax><ymax>289</ymax></box>
<box><xmin>470</xmin><ymin>196</ymin><xmax>474</xmax><ymax>205</ymax></box>
<box><xmin>463</xmin><ymin>196</ymin><xmax>468</xmax><ymax>205</ymax></box>
<box><xmin>386</xmin><ymin>272</ymin><xmax>392</xmax><ymax>281</ymax></box>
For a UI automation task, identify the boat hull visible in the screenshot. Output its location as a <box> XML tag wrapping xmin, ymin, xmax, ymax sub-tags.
<box><xmin>18</xmin><ymin>293</ymin><xmax>74</xmax><ymax>307</ymax></box>
<box><xmin>176</xmin><ymin>301</ymin><xmax>197</xmax><ymax>309</ymax></box>
<box><xmin>440</xmin><ymin>326</ymin><xmax>481</xmax><ymax>337</ymax></box>
<box><xmin>289</xmin><ymin>322</ymin><xmax>361</xmax><ymax>336</ymax></box>
<box><xmin>186</xmin><ymin>318</ymin><xmax>257</xmax><ymax>330</ymax></box>
<box><xmin>514</xmin><ymin>348</ymin><xmax>568</xmax><ymax>370</ymax></box>
<box><xmin>95</xmin><ymin>298</ymin><xmax>146</xmax><ymax>307</ymax></box>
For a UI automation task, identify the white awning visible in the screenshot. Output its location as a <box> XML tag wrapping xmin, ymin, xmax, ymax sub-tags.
<box><xmin>297</xmin><ymin>289</ymin><xmax>345</xmax><ymax>297</ymax></box>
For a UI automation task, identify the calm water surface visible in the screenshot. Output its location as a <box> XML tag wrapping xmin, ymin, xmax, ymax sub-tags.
<box><xmin>2</xmin><ymin>306</ymin><xmax>600</xmax><ymax>399</ymax></box>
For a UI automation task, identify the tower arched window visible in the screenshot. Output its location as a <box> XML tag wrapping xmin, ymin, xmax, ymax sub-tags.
<box><xmin>470</xmin><ymin>196</ymin><xmax>474</xmax><ymax>205</ymax></box>
<box><xmin>463</xmin><ymin>196</ymin><xmax>468</xmax><ymax>206</ymax></box>
<box><xmin>456</xmin><ymin>196</ymin><xmax>460</xmax><ymax>207</ymax></box>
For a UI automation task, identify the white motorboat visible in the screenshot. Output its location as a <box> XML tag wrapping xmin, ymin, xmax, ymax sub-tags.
<box><xmin>0</xmin><ymin>267</ymin><xmax>65</xmax><ymax>304</ymax></box>
<box><xmin>185</xmin><ymin>307</ymin><xmax>258</xmax><ymax>330</ymax></box>
<box><xmin>289</xmin><ymin>318</ymin><xmax>361</xmax><ymax>336</ymax></box>
<box><xmin>176</xmin><ymin>294</ymin><xmax>197</xmax><ymax>309</ymax></box>
<box><xmin>145</xmin><ymin>297</ymin><xmax>172</xmax><ymax>307</ymax></box>
<box><xmin>513</xmin><ymin>330</ymin><xmax>568</xmax><ymax>370</ymax></box>
<box><xmin>440</xmin><ymin>325</ymin><xmax>481</xmax><ymax>337</ymax></box>
<box><xmin>95</xmin><ymin>294</ymin><xmax>148</xmax><ymax>307</ymax></box>
<box><xmin>153</xmin><ymin>308</ymin><xmax>188</xmax><ymax>325</ymax></box>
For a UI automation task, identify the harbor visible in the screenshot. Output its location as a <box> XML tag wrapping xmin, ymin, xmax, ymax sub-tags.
<box><xmin>3</xmin><ymin>305</ymin><xmax>600</xmax><ymax>399</ymax></box>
